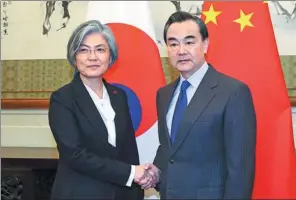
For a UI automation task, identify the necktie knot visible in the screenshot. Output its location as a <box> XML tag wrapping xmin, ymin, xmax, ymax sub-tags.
<box><xmin>180</xmin><ymin>80</ymin><xmax>190</xmax><ymax>91</ymax></box>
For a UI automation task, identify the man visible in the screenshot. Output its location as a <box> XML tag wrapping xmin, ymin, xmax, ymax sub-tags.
<box><xmin>139</xmin><ymin>11</ymin><xmax>257</xmax><ymax>199</ymax></box>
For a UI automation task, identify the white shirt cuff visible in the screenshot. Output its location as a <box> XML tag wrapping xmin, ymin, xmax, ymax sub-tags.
<box><xmin>125</xmin><ymin>165</ymin><xmax>135</xmax><ymax>187</ymax></box>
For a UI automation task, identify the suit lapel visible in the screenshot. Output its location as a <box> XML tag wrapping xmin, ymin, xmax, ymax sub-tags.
<box><xmin>161</xmin><ymin>79</ymin><xmax>180</xmax><ymax>150</ymax></box>
<box><xmin>171</xmin><ymin>65</ymin><xmax>218</xmax><ymax>154</ymax></box>
<box><xmin>104</xmin><ymin>81</ymin><xmax>125</xmax><ymax>151</ymax></box>
<box><xmin>72</xmin><ymin>75</ymin><xmax>110</xmax><ymax>149</ymax></box>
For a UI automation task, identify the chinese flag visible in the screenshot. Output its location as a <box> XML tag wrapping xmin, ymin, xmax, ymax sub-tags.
<box><xmin>201</xmin><ymin>1</ymin><xmax>296</xmax><ymax>199</ymax></box>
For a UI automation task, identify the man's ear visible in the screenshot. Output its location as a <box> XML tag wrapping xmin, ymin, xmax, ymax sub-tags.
<box><xmin>203</xmin><ymin>38</ymin><xmax>209</xmax><ymax>54</ymax></box>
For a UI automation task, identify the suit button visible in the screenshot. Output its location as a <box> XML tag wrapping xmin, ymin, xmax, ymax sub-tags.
<box><xmin>170</xmin><ymin>159</ymin><xmax>174</xmax><ymax>164</ymax></box>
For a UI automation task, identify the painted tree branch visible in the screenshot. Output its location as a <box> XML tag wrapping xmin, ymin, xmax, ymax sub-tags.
<box><xmin>170</xmin><ymin>1</ymin><xmax>181</xmax><ymax>11</ymax></box>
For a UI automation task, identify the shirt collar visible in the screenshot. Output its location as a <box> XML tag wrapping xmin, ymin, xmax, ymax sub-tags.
<box><xmin>84</xmin><ymin>83</ymin><xmax>109</xmax><ymax>101</ymax></box>
<box><xmin>179</xmin><ymin>62</ymin><xmax>209</xmax><ymax>89</ymax></box>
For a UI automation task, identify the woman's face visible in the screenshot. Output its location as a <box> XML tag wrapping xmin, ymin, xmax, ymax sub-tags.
<box><xmin>75</xmin><ymin>32</ymin><xmax>111</xmax><ymax>79</ymax></box>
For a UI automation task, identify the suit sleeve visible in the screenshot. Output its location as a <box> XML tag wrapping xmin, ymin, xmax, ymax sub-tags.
<box><xmin>223</xmin><ymin>83</ymin><xmax>256</xmax><ymax>199</ymax></box>
<box><xmin>48</xmin><ymin>91</ymin><xmax>131</xmax><ymax>186</ymax></box>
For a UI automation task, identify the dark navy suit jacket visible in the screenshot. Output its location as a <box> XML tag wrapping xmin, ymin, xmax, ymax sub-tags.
<box><xmin>48</xmin><ymin>75</ymin><xmax>144</xmax><ymax>200</ymax></box>
<box><xmin>154</xmin><ymin>64</ymin><xmax>256</xmax><ymax>199</ymax></box>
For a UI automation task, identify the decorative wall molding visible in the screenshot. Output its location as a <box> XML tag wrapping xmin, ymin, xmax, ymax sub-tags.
<box><xmin>2</xmin><ymin>97</ymin><xmax>296</xmax><ymax>109</ymax></box>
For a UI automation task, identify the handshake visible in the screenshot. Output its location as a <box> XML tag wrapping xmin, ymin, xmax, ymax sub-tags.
<box><xmin>134</xmin><ymin>164</ymin><xmax>161</xmax><ymax>190</ymax></box>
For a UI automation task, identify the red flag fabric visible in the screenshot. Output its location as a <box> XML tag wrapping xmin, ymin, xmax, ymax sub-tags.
<box><xmin>201</xmin><ymin>1</ymin><xmax>296</xmax><ymax>198</ymax></box>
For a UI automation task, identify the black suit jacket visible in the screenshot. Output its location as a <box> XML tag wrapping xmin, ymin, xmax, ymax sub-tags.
<box><xmin>48</xmin><ymin>75</ymin><xmax>144</xmax><ymax>200</ymax></box>
<box><xmin>154</xmin><ymin>64</ymin><xmax>256</xmax><ymax>199</ymax></box>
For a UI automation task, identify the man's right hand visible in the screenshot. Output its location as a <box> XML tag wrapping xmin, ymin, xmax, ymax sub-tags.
<box><xmin>134</xmin><ymin>164</ymin><xmax>160</xmax><ymax>189</ymax></box>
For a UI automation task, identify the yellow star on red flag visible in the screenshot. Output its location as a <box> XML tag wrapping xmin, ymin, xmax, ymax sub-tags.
<box><xmin>202</xmin><ymin>4</ymin><xmax>222</xmax><ymax>25</ymax></box>
<box><xmin>233</xmin><ymin>9</ymin><xmax>254</xmax><ymax>32</ymax></box>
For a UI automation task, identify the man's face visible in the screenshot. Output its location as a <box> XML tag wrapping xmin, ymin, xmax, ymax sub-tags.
<box><xmin>166</xmin><ymin>20</ymin><xmax>209</xmax><ymax>78</ymax></box>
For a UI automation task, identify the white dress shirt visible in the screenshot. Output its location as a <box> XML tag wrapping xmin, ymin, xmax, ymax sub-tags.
<box><xmin>166</xmin><ymin>62</ymin><xmax>209</xmax><ymax>135</ymax></box>
<box><xmin>84</xmin><ymin>83</ymin><xmax>135</xmax><ymax>187</ymax></box>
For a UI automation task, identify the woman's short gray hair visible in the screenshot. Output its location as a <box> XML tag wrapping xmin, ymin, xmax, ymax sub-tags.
<box><xmin>67</xmin><ymin>20</ymin><xmax>118</xmax><ymax>69</ymax></box>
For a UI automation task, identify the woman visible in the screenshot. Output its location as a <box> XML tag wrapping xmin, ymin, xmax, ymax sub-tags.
<box><xmin>48</xmin><ymin>20</ymin><xmax>147</xmax><ymax>200</ymax></box>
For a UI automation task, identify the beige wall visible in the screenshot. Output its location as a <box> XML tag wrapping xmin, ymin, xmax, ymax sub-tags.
<box><xmin>1</xmin><ymin>109</ymin><xmax>55</xmax><ymax>147</ymax></box>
